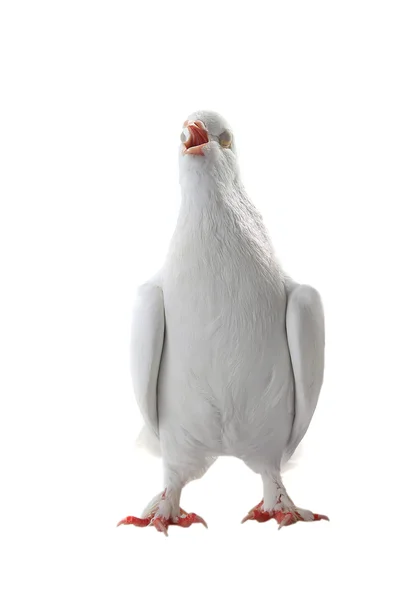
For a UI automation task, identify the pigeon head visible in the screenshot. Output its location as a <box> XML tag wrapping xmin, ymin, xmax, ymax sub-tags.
<box><xmin>180</xmin><ymin>110</ymin><xmax>236</xmax><ymax>157</ymax></box>
<box><xmin>179</xmin><ymin>110</ymin><xmax>238</xmax><ymax>185</ymax></box>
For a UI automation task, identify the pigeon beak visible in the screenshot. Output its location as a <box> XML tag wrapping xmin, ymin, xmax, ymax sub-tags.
<box><xmin>182</xmin><ymin>121</ymin><xmax>209</xmax><ymax>155</ymax></box>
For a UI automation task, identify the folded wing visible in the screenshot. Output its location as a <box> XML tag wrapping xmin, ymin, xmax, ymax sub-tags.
<box><xmin>130</xmin><ymin>280</ymin><xmax>165</xmax><ymax>438</ymax></box>
<box><xmin>284</xmin><ymin>282</ymin><xmax>325</xmax><ymax>461</ymax></box>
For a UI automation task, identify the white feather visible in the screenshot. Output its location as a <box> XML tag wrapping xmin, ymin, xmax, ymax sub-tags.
<box><xmin>127</xmin><ymin>110</ymin><xmax>325</xmax><ymax>523</ymax></box>
<box><xmin>135</xmin><ymin>425</ymin><xmax>161</xmax><ymax>456</ymax></box>
<box><xmin>130</xmin><ymin>278</ymin><xmax>164</xmax><ymax>439</ymax></box>
<box><xmin>284</xmin><ymin>281</ymin><xmax>325</xmax><ymax>462</ymax></box>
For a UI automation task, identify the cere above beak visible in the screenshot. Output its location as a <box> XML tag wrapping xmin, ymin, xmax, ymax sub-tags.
<box><xmin>181</xmin><ymin>120</ymin><xmax>209</xmax><ymax>155</ymax></box>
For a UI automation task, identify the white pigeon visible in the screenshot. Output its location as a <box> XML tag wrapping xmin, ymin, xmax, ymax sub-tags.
<box><xmin>118</xmin><ymin>110</ymin><xmax>328</xmax><ymax>534</ymax></box>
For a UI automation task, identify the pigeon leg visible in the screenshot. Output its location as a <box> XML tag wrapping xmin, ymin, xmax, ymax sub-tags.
<box><xmin>117</xmin><ymin>489</ymin><xmax>207</xmax><ymax>536</ymax></box>
<box><xmin>242</xmin><ymin>470</ymin><xmax>329</xmax><ymax>528</ymax></box>
<box><xmin>117</xmin><ymin>457</ymin><xmax>211</xmax><ymax>535</ymax></box>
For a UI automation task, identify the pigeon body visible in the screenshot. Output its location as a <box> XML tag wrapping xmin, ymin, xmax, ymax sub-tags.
<box><xmin>119</xmin><ymin>111</ymin><xmax>327</xmax><ymax>533</ymax></box>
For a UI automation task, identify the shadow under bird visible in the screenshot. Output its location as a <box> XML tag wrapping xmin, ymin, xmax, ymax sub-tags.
<box><xmin>117</xmin><ymin>110</ymin><xmax>328</xmax><ymax>535</ymax></box>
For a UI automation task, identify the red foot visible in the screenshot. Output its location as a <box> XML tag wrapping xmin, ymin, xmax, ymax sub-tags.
<box><xmin>116</xmin><ymin>515</ymin><xmax>152</xmax><ymax>528</ymax></box>
<box><xmin>241</xmin><ymin>500</ymin><xmax>329</xmax><ymax>528</ymax></box>
<box><xmin>117</xmin><ymin>508</ymin><xmax>207</xmax><ymax>536</ymax></box>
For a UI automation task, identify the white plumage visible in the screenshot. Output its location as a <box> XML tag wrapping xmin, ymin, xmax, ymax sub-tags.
<box><xmin>118</xmin><ymin>110</ymin><xmax>328</xmax><ymax>534</ymax></box>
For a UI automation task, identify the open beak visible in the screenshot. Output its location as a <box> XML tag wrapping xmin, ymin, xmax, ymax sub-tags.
<box><xmin>182</xmin><ymin>120</ymin><xmax>209</xmax><ymax>155</ymax></box>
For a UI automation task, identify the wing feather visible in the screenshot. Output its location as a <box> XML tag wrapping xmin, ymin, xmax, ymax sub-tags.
<box><xmin>284</xmin><ymin>282</ymin><xmax>325</xmax><ymax>461</ymax></box>
<box><xmin>130</xmin><ymin>280</ymin><xmax>165</xmax><ymax>437</ymax></box>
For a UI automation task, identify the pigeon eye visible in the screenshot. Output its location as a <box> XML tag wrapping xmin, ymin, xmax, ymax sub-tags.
<box><xmin>219</xmin><ymin>130</ymin><xmax>232</xmax><ymax>149</ymax></box>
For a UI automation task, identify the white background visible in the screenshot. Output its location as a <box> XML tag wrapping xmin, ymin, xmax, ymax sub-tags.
<box><xmin>1</xmin><ymin>1</ymin><xmax>399</xmax><ymax>598</ymax></box>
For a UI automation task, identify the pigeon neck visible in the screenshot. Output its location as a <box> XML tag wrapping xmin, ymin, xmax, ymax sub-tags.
<box><xmin>178</xmin><ymin>176</ymin><xmax>236</xmax><ymax>220</ymax></box>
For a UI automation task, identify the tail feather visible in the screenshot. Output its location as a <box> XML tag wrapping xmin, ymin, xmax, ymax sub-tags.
<box><xmin>281</xmin><ymin>443</ymin><xmax>303</xmax><ymax>472</ymax></box>
<box><xmin>135</xmin><ymin>425</ymin><xmax>161</xmax><ymax>457</ymax></box>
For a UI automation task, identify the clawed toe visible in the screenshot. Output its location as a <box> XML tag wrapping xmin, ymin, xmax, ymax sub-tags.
<box><xmin>117</xmin><ymin>508</ymin><xmax>207</xmax><ymax>535</ymax></box>
<box><xmin>174</xmin><ymin>512</ymin><xmax>208</xmax><ymax>529</ymax></box>
<box><xmin>242</xmin><ymin>500</ymin><xmax>329</xmax><ymax>528</ymax></box>
<box><xmin>151</xmin><ymin>516</ymin><xmax>169</xmax><ymax>536</ymax></box>
<box><xmin>241</xmin><ymin>501</ymin><xmax>272</xmax><ymax>524</ymax></box>
<box><xmin>116</xmin><ymin>515</ymin><xmax>152</xmax><ymax>527</ymax></box>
